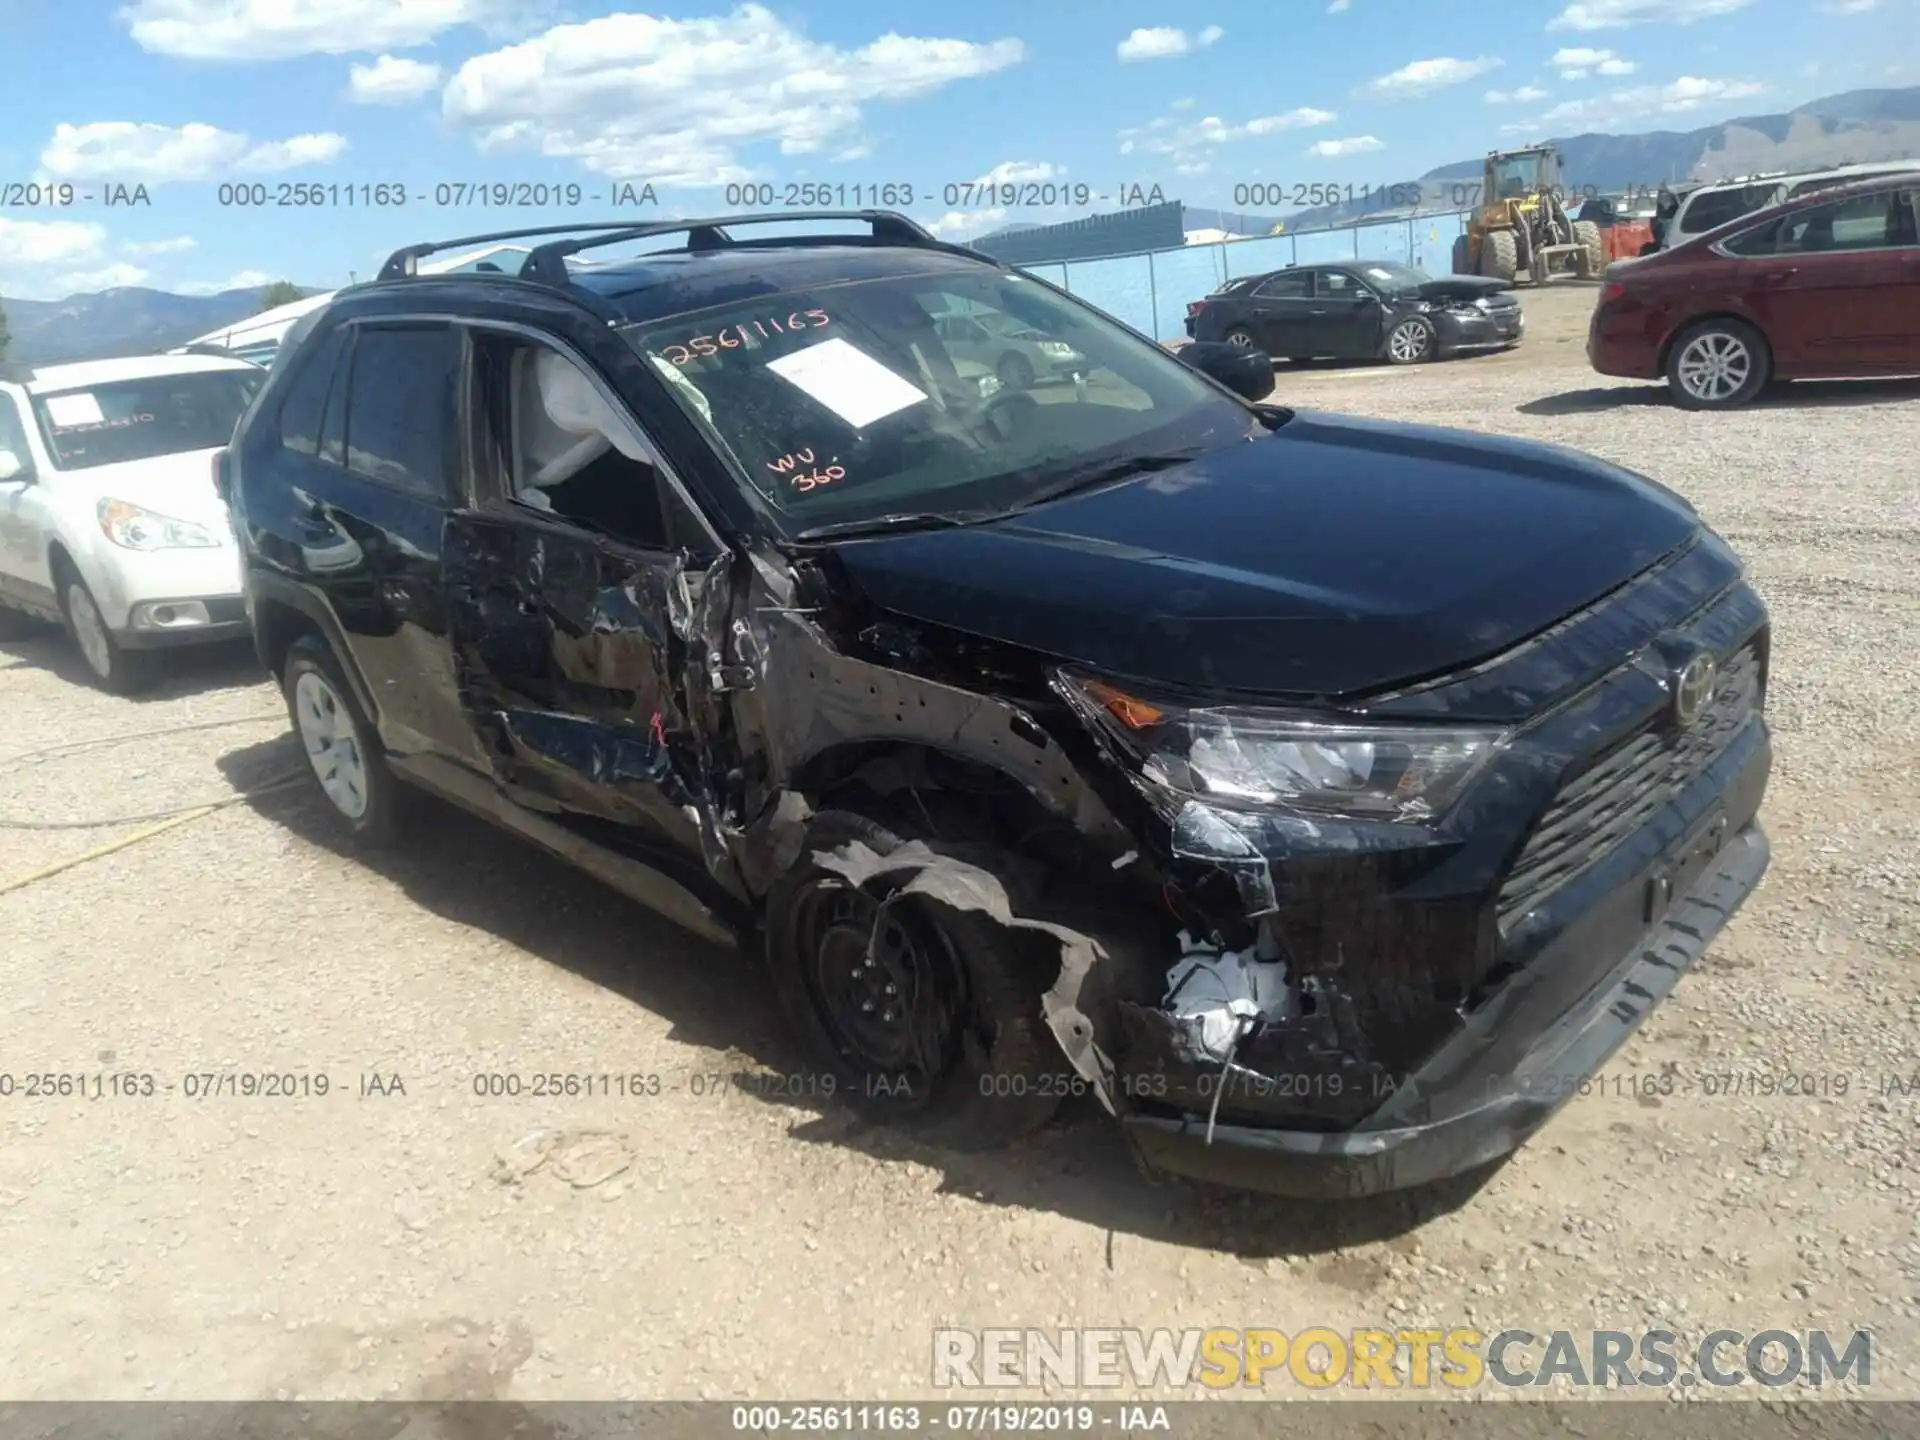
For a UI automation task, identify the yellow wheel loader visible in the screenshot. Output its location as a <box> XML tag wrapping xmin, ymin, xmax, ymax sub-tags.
<box><xmin>1450</xmin><ymin>145</ymin><xmax>1604</xmax><ymax>285</ymax></box>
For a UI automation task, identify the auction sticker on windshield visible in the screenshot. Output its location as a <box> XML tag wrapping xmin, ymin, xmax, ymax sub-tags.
<box><xmin>766</xmin><ymin>338</ymin><xmax>928</xmax><ymax>429</ymax></box>
<box><xmin>42</xmin><ymin>393</ymin><xmax>106</xmax><ymax>427</ymax></box>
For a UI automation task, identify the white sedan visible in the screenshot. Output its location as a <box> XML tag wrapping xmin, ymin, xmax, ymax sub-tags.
<box><xmin>0</xmin><ymin>352</ymin><xmax>263</xmax><ymax>692</ymax></box>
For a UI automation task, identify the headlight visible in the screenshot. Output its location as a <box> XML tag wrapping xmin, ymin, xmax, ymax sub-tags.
<box><xmin>1055</xmin><ymin>671</ymin><xmax>1506</xmax><ymax>824</ymax></box>
<box><xmin>1038</xmin><ymin>341</ymin><xmax>1077</xmax><ymax>356</ymax></box>
<box><xmin>97</xmin><ymin>498</ymin><xmax>221</xmax><ymax>550</ymax></box>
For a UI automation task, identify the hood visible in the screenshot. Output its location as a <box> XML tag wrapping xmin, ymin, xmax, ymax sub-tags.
<box><xmin>51</xmin><ymin>448</ymin><xmax>229</xmax><ymax>530</ymax></box>
<box><xmin>1406</xmin><ymin>275</ymin><xmax>1514</xmax><ymax>303</ymax></box>
<box><xmin>829</xmin><ymin>411</ymin><xmax>1699</xmax><ymax>699</ymax></box>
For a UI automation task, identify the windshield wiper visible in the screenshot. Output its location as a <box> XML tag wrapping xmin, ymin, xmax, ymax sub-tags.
<box><xmin>794</xmin><ymin>509</ymin><xmax>1005</xmax><ymax>543</ymax></box>
<box><xmin>1014</xmin><ymin>450</ymin><xmax>1205</xmax><ymax>510</ymax></box>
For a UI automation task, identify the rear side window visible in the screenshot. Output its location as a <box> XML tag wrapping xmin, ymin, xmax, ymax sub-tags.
<box><xmin>1680</xmin><ymin>185</ymin><xmax>1776</xmax><ymax>235</ymax></box>
<box><xmin>1721</xmin><ymin>218</ymin><xmax>1780</xmax><ymax>257</ymax></box>
<box><xmin>340</xmin><ymin>325</ymin><xmax>461</xmax><ymax>498</ymax></box>
<box><xmin>277</xmin><ymin>327</ymin><xmax>347</xmax><ymax>458</ymax></box>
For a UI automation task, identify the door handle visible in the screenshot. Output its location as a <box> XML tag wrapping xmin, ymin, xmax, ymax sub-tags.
<box><xmin>1309</xmin><ymin>309</ymin><xmax>1327</xmax><ymax>315</ymax></box>
<box><xmin>1763</xmin><ymin>268</ymin><xmax>1798</xmax><ymax>282</ymax></box>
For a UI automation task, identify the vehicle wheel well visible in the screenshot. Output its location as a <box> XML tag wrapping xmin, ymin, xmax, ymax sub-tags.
<box><xmin>254</xmin><ymin>596</ymin><xmax>321</xmax><ymax>682</ymax></box>
<box><xmin>46</xmin><ymin>541</ymin><xmax>77</xmax><ymax>586</ymax></box>
<box><xmin>791</xmin><ymin>741</ymin><xmax>1087</xmax><ymax>866</ymax></box>
<box><xmin>1660</xmin><ymin>313</ymin><xmax>1769</xmax><ymax>375</ymax></box>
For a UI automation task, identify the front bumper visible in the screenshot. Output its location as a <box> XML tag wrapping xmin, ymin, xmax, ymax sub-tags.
<box><xmin>90</xmin><ymin>542</ymin><xmax>245</xmax><ymax>643</ymax></box>
<box><xmin>1437</xmin><ymin>307</ymin><xmax>1524</xmax><ymax>354</ymax></box>
<box><xmin>116</xmin><ymin>595</ymin><xmax>250</xmax><ymax>649</ymax></box>
<box><xmin>1124</xmin><ymin>820</ymin><xmax>1768</xmax><ymax>1198</ymax></box>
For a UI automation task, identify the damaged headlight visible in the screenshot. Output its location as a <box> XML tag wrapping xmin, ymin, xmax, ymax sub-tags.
<box><xmin>1055</xmin><ymin>672</ymin><xmax>1506</xmax><ymax>823</ymax></box>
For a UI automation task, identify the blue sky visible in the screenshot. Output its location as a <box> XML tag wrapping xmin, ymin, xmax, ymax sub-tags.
<box><xmin>1</xmin><ymin>0</ymin><xmax>1914</xmax><ymax>300</ymax></box>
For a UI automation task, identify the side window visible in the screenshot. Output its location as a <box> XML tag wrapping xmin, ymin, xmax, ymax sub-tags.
<box><xmin>1252</xmin><ymin>272</ymin><xmax>1310</xmax><ymax>299</ymax></box>
<box><xmin>1893</xmin><ymin>188</ymin><xmax>1920</xmax><ymax>247</ymax></box>
<box><xmin>473</xmin><ymin>332</ymin><xmax>711</xmax><ymax>554</ymax></box>
<box><xmin>1680</xmin><ymin>185</ymin><xmax>1773</xmax><ymax>235</ymax></box>
<box><xmin>1778</xmin><ymin>194</ymin><xmax>1894</xmax><ymax>254</ymax></box>
<box><xmin>276</xmin><ymin>326</ymin><xmax>347</xmax><ymax>458</ymax></box>
<box><xmin>1316</xmin><ymin>270</ymin><xmax>1366</xmax><ymax>299</ymax></box>
<box><xmin>340</xmin><ymin>325</ymin><xmax>461</xmax><ymax>498</ymax></box>
<box><xmin>1721</xmin><ymin>218</ymin><xmax>1781</xmax><ymax>257</ymax></box>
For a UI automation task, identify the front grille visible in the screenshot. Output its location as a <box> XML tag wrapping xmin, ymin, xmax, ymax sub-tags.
<box><xmin>1495</xmin><ymin>644</ymin><xmax>1759</xmax><ymax>929</ymax></box>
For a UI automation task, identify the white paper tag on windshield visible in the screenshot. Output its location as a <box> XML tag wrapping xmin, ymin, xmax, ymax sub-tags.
<box><xmin>44</xmin><ymin>392</ymin><xmax>105</xmax><ymax>427</ymax></box>
<box><xmin>766</xmin><ymin>338</ymin><xmax>927</xmax><ymax>429</ymax></box>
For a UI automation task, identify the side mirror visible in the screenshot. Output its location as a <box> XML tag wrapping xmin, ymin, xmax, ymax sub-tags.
<box><xmin>0</xmin><ymin>449</ymin><xmax>29</xmax><ymax>483</ymax></box>
<box><xmin>1180</xmin><ymin>341</ymin><xmax>1276</xmax><ymax>402</ymax></box>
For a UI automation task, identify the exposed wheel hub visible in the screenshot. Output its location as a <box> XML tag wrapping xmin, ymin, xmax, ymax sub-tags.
<box><xmin>806</xmin><ymin>887</ymin><xmax>965</xmax><ymax>1085</ymax></box>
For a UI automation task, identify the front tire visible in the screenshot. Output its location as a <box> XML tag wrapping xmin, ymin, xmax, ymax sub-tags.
<box><xmin>1479</xmin><ymin>230</ymin><xmax>1518</xmax><ymax>282</ymax></box>
<box><xmin>1666</xmin><ymin>319</ymin><xmax>1769</xmax><ymax>410</ymax></box>
<box><xmin>1385</xmin><ymin>317</ymin><xmax>1436</xmax><ymax>365</ymax></box>
<box><xmin>996</xmin><ymin>351</ymin><xmax>1036</xmax><ymax>390</ymax></box>
<box><xmin>1451</xmin><ymin>233</ymin><xmax>1471</xmax><ymax>275</ymax></box>
<box><xmin>764</xmin><ymin>810</ymin><xmax>1065</xmax><ymax>1151</ymax></box>
<box><xmin>59</xmin><ymin>573</ymin><xmax>157</xmax><ymax>695</ymax></box>
<box><xmin>1572</xmin><ymin>219</ymin><xmax>1604</xmax><ymax>280</ymax></box>
<box><xmin>283</xmin><ymin>633</ymin><xmax>403</xmax><ymax>846</ymax></box>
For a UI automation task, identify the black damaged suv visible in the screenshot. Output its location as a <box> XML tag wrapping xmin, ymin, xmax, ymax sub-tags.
<box><xmin>223</xmin><ymin>213</ymin><xmax>1771</xmax><ymax>1199</ymax></box>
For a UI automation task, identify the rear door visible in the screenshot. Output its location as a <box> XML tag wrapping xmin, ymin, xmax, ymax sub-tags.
<box><xmin>1311</xmin><ymin>268</ymin><xmax>1386</xmax><ymax>357</ymax></box>
<box><xmin>1747</xmin><ymin>191</ymin><xmax>1906</xmax><ymax>373</ymax></box>
<box><xmin>444</xmin><ymin>323</ymin><xmax>739</xmax><ymax>905</ymax></box>
<box><xmin>1244</xmin><ymin>270</ymin><xmax>1315</xmax><ymax>355</ymax></box>
<box><xmin>269</xmin><ymin>319</ymin><xmax>491</xmax><ymax>772</ymax></box>
<box><xmin>0</xmin><ymin>390</ymin><xmax>53</xmax><ymax>609</ymax></box>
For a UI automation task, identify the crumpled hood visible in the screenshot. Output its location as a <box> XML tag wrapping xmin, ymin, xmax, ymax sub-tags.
<box><xmin>828</xmin><ymin>410</ymin><xmax>1700</xmax><ymax>699</ymax></box>
<box><xmin>1405</xmin><ymin>274</ymin><xmax>1514</xmax><ymax>303</ymax></box>
<box><xmin>54</xmin><ymin>448</ymin><xmax>230</xmax><ymax>531</ymax></box>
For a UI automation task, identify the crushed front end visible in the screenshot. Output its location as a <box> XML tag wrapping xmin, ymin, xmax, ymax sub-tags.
<box><xmin>1055</xmin><ymin>534</ymin><xmax>1772</xmax><ymax>1198</ymax></box>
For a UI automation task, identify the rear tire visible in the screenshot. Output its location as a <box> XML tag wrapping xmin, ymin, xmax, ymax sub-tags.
<box><xmin>282</xmin><ymin>633</ymin><xmax>403</xmax><ymax>846</ymax></box>
<box><xmin>1479</xmin><ymin>230</ymin><xmax>1518</xmax><ymax>282</ymax></box>
<box><xmin>764</xmin><ymin>810</ymin><xmax>1065</xmax><ymax>1151</ymax></box>
<box><xmin>1451</xmin><ymin>234</ymin><xmax>1471</xmax><ymax>275</ymax></box>
<box><xmin>1224</xmin><ymin>326</ymin><xmax>1258</xmax><ymax>350</ymax></box>
<box><xmin>1665</xmin><ymin>318</ymin><xmax>1770</xmax><ymax>410</ymax></box>
<box><xmin>57</xmin><ymin>572</ymin><xmax>158</xmax><ymax>695</ymax></box>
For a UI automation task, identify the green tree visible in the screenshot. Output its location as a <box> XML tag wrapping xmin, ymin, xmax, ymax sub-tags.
<box><xmin>254</xmin><ymin>280</ymin><xmax>304</xmax><ymax>313</ymax></box>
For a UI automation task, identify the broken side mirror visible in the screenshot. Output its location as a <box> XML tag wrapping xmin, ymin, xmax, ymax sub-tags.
<box><xmin>1180</xmin><ymin>341</ymin><xmax>1276</xmax><ymax>403</ymax></box>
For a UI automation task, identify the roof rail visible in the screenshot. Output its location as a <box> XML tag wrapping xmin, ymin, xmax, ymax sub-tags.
<box><xmin>376</xmin><ymin>210</ymin><xmax>950</xmax><ymax>287</ymax></box>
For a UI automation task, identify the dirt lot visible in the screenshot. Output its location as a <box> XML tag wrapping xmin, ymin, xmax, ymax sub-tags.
<box><xmin>2</xmin><ymin>284</ymin><xmax>1917</xmax><ymax>1405</ymax></box>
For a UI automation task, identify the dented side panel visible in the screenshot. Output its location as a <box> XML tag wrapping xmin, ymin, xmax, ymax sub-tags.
<box><xmin>443</xmin><ymin>507</ymin><xmax>747</xmax><ymax>902</ymax></box>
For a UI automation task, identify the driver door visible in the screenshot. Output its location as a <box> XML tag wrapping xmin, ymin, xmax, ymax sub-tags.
<box><xmin>1312</xmin><ymin>269</ymin><xmax>1386</xmax><ymax>357</ymax></box>
<box><xmin>0</xmin><ymin>391</ymin><xmax>56</xmax><ymax>612</ymax></box>
<box><xmin>1245</xmin><ymin>270</ymin><xmax>1314</xmax><ymax>357</ymax></box>
<box><xmin>444</xmin><ymin>324</ymin><xmax>741</xmax><ymax>910</ymax></box>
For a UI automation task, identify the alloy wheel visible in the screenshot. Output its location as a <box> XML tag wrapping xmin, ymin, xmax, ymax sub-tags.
<box><xmin>1226</xmin><ymin>329</ymin><xmax>1254</xmax><ymax>349</ymax></box>
<box><xmin>294</xmin><ymin>670</ymin><xmax>369</xmax><ymax>819</ymax></box>
<box><xmin>1676</xmin><ymin>331</ymin><xmax>1751</xmax><ymax>404</ymax></box>
<box><xmin>1389</xmin><ymin>321</ymin><xmax>1431</xmax><ymax>362</ymax></box>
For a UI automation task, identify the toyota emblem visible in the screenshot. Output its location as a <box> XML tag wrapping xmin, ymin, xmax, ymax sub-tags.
<box><xmin>1671</xmin><ymin>651</ymin><xmax>1719</xmax><ymax>729</ymax></box>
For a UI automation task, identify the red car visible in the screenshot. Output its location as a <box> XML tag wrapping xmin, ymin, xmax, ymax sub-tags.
<box><xmin>1588</xmin><ymin>174</ymin><xmax>1920</xmax><ymax>409</ymax></box>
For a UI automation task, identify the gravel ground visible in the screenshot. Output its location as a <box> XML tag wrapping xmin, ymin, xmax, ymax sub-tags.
<box><xmin>1</xmin><ymin>284</ymin><xmax>1917</xmax><ymax>1407</ymax></box>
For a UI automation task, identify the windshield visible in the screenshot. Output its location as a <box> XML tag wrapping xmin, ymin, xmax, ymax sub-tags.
<box><xmin>618</xmin><ymin>265</ymin><xmax>1256</xmax><ymax>532</ymax></box>
<box><xmin>32</xmin><ymin>370</ymin><xmax>262</xmax><ymax>471</ymax></box>
<box><xmin>1353</xmin><ymin>262</ymin><xmax>1430</xmax><ymax>293</ymax></box>
<box><xmin>1490</xmin><ymin>154</ymin><xmax>1549</xmax><ymax>200</ymax></box>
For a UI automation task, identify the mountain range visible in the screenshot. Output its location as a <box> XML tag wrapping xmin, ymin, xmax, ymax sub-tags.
<box><xmin>0</xmin><ymin>285</ymin><xmax>321</xmax><ymax>368</ymax></box>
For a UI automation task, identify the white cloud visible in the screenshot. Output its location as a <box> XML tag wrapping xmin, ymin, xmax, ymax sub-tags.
<box><xmin>1117</xmin><ymin>106</ymin><xmax>1337</xmax><ymax>173</ymax></box>
<box><xmin>121</xmin><ymin>234</ymin><xmax>197</xmax><ymax>255</ymax></box>
<box><xmin>1328</xmin><ymin>0</ymin><xmax>1351</xmax><ymax>10</ymax></box>
<box><xmin>441</xmin><ymin>6</ymin><xmax>1024</xmax><ymax>186</ymax></box>
<box><xmin>119</xmin><ymin>0</ymin><xmax>516</xmax><ymax>59</ymax></box>
<box><xmin>973</xmin><ymin>160</ymin><xmax>1058</xmax><ymax>186</ymax></box>
<box><xmin>1307</xmin><ymin>135</ymin><xmax>1385</xmax><ymax>156</ymax></box>
<box><xmin>347</xmin><ymin>54</ymin><xmax>443</xmax><ymax>103</ymax></box>
<box><xmin>1552</xmin><ymin>46</ymin><xmax>1637</xmax><ymax>77</ymax></box>
<box><xmin>176</xmin><ymin>269</ymin><xmax>280</xmax><ymax>296</ymax></box>
<box><xmin>1172</xmin><ymin>97</ymin><xmax>1196</xmax><ymax>109</ymax></box>
<box><xmin>1822</xmin><ymin>0</ymin><xmax>1880</xmax><ymax>11</ymax></box>
<box><xmin>47</xmin><ymin>262</ymin><xmax>152</xmax><ymax>294</ymax></box>
<box><xmin>1486</xmin><ymin>84</ymin><xmax>1551</xmax><ymax>102</ymax></box>
<box><xmin>1525</xmin><ymin>74</ymin><xmax>1764</xmax><ymax>129</ymax></box>
<box><xmin>1549</xmin><ymin>0</ymin><xmax>1753</xmax><ymax>30</ymax></box>
<box><xmin>1116</xmin><ymin>24</ymin><xmax>1223</xmax><ymax>61</ymax></box>
<box><xmin>40</xmin><ymin>123</ymin><xmax>347</xmax><ymax>183</ymax></box>
<box><xmin>0</xmin><ymin>216</ymin><xmax>109</xmax><ymax>267</ymax></box>
<box><xmin>1364</xmin><ymin>56</ymin><xmax>1503</xmax><ymax>97</ymax></box>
